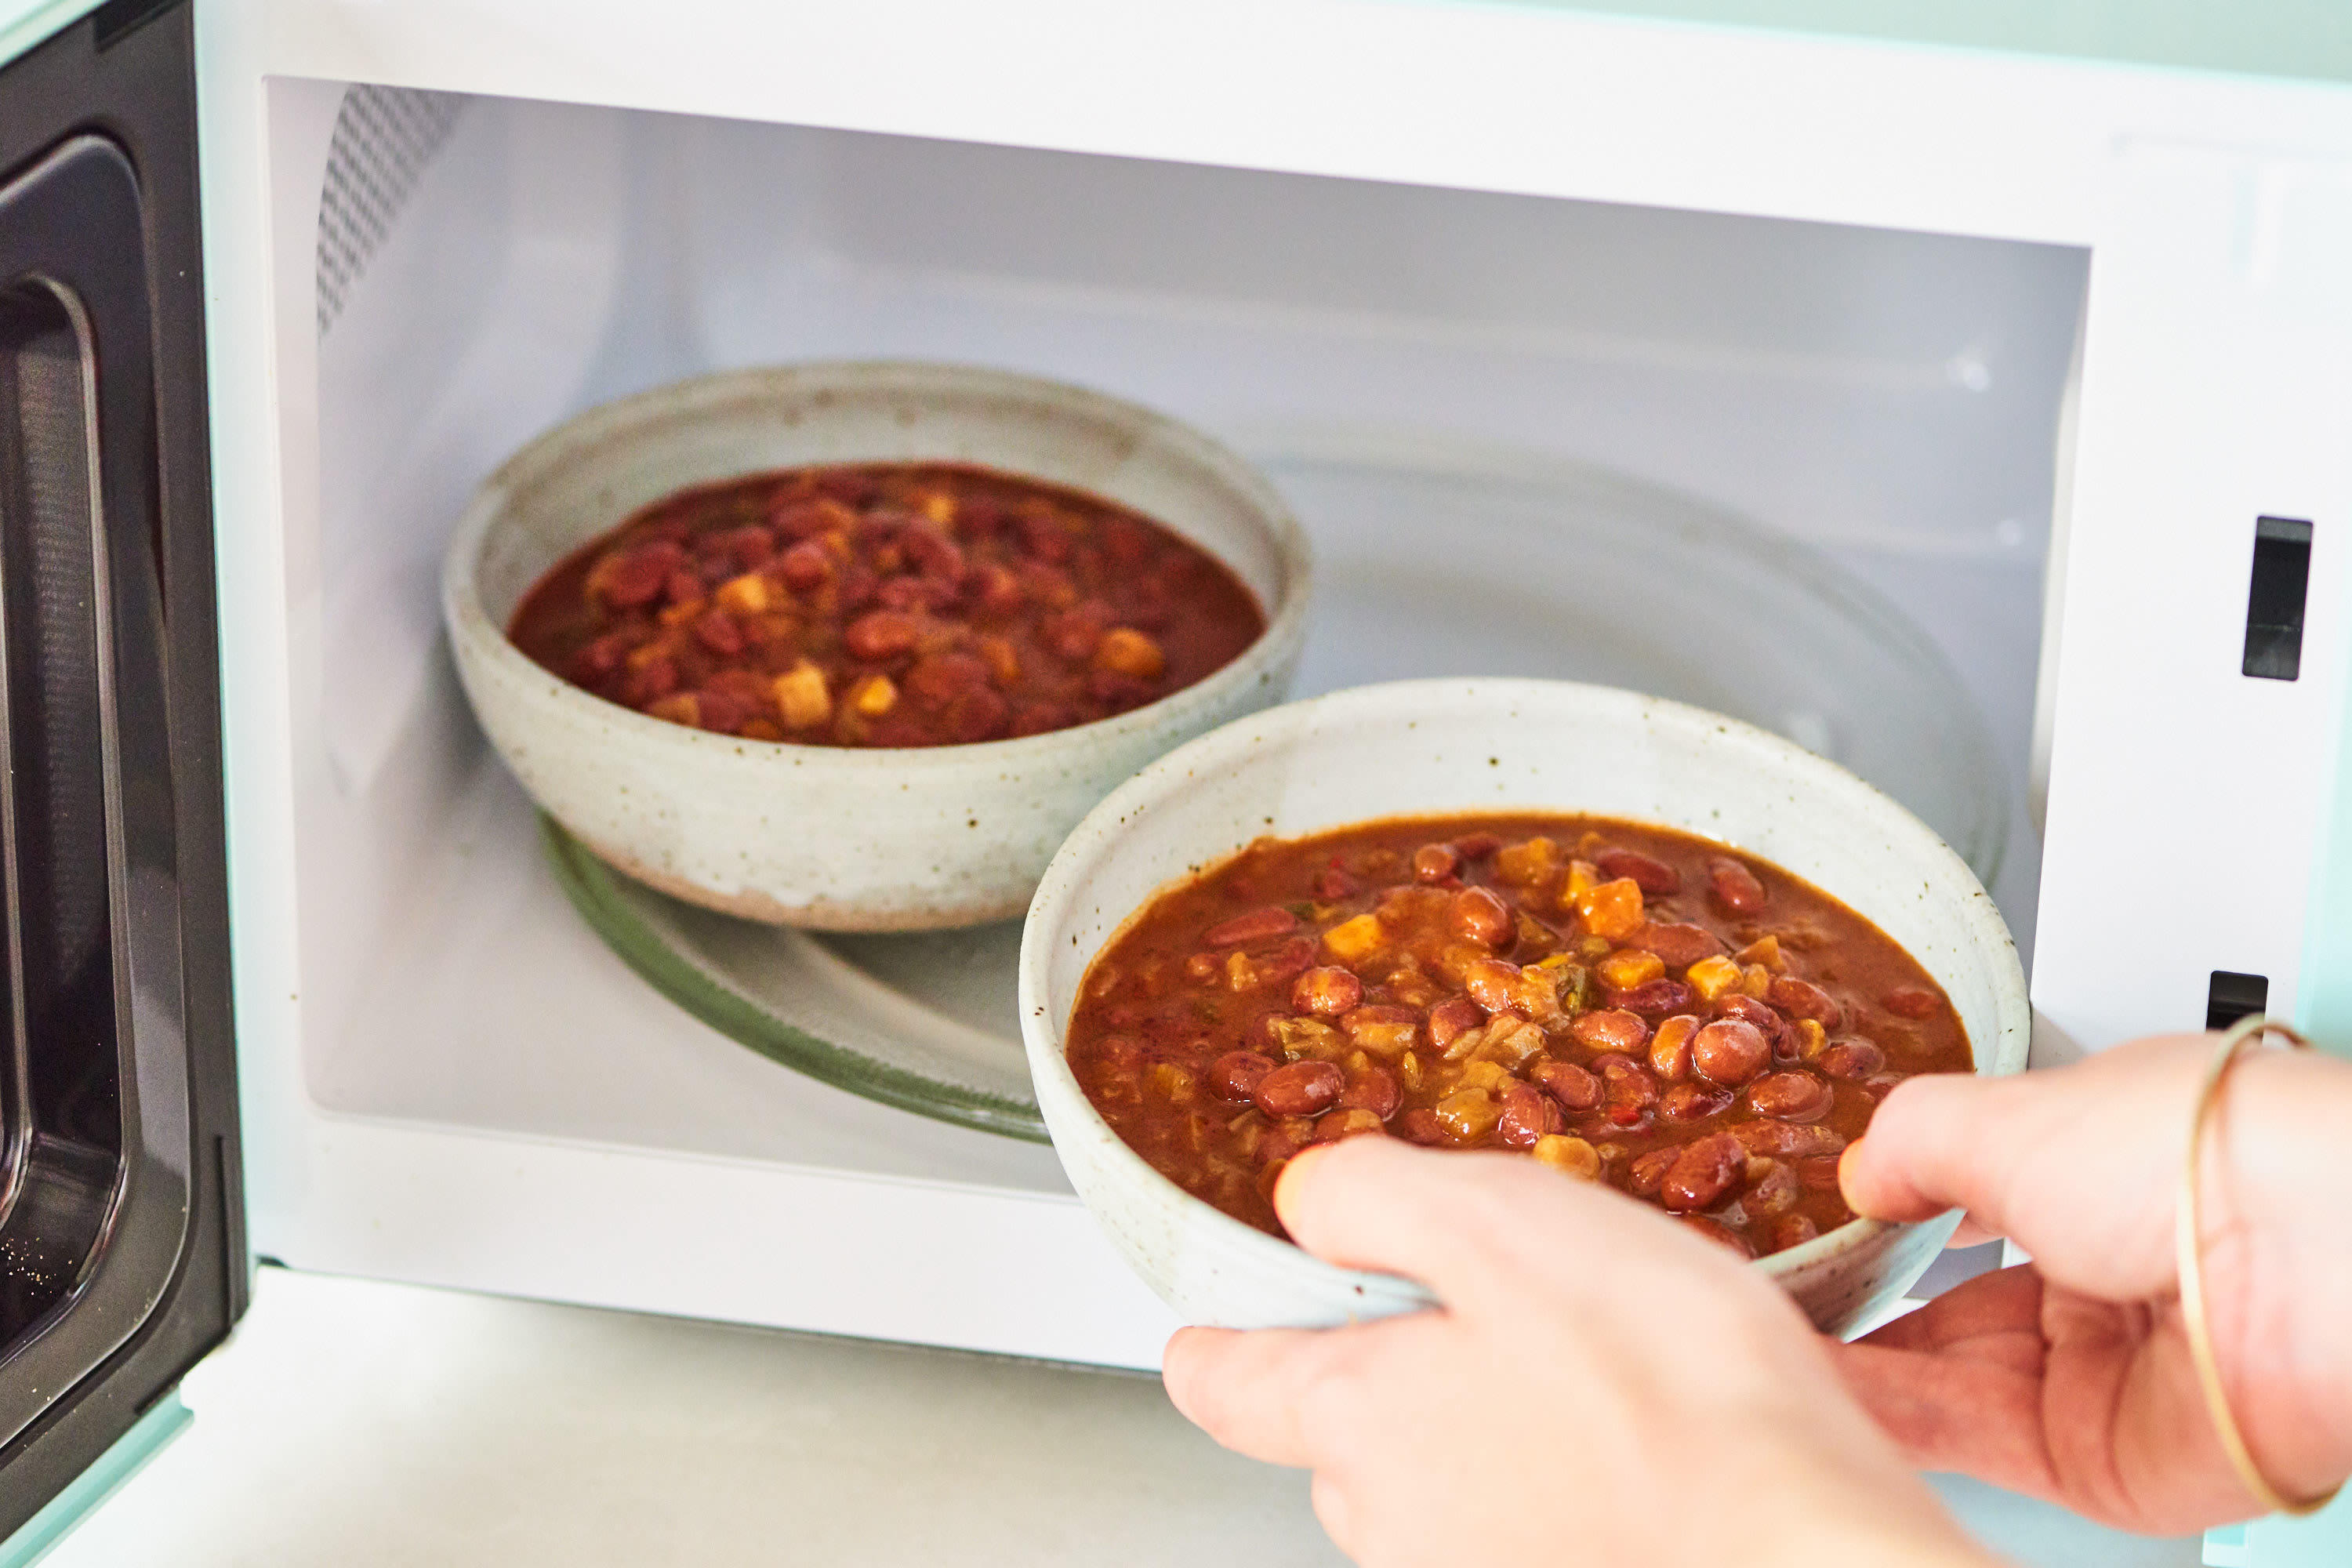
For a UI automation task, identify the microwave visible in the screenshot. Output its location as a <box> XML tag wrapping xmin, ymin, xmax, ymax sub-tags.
<box><xmin>1</xmin><ymin>0</ymin><xmax>2347</xmax><ymax>1555</ymax></box>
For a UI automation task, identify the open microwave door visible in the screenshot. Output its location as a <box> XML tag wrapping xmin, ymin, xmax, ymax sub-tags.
<box><xmin>0</xmin><ymin>0</ymin><xmax>244</xmax><ymax>1552</ymax></box>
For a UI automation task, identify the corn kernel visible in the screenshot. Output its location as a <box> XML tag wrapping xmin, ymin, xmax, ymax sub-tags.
<box><xmin>1094</xmin><ymin>627</ymin><xmax>1167</xmax><ymax>682</ymax></box>
<box><xmin>771</xmin><ymin>662</ymin><xmax>833</xmax><ymax>729</ymax></box>
<box><xmin>917</xmin><ymin>491</ymin><xmax>956</xmax><ymax>528</ymax></box>
<box><xmin>849</xmin><ymin>672</ymin><xmax>897</xmax><ymax>716</ymax></box>
<box><xmin>1224</xmin><ymin>951</ymin><xmax>1262</xmax><ymax>991</ymax></box>
<box><xmin>1575</xmin><ymin>877</ymin><xmax>1644</xmax><ymax>940</ymax></box>
<box><xmin>1495</xmin><ymin>837</ymin><xmax>1559</xmax><ymax>887</ymax></box>
<box><xmin>1686</xmin><ymin>953</ymin><xmax>1744</xmax><ymax>1002</ymax></box>
<box><xmin>646</xmin><ymin>691</ymin><xmax>700</xmax><ymax>728</ymax></box>
<box><xmin>1531</xmin><ymin>1134</ymin><xmax>1602</xmax><ymax>1180</ymax></box>
<box><xmin>658</xmin><ymin>597</ymin><xmax>706</xmax><ymax>629</ymax></box>
<box><xmin>1735</xmin><ymin>935</ymin><xmax>1785</xmax><ymax>972</ymax></box>
<box><xmin>1577</xmin><ymin>935</ymin><xmax>1613</xmax><ymax>960</ymax></box>
<box><xmin>1598</xmin><ymin>949</ymin><xmax>1667</xmax><ymax>992</ymax></box>
<box><xmin>1322</xmin><ymin>913</ymin><xmax>1385</xmax><ymax>963</ymax></box>
<box><xmin>1795</xmin><ymin>1018</ymin><xmax>1828</xmax><ymax>1060</ymax></box>
<box><xmin>1741</xmin><ymin>963</ymin><xmax>1773</xmax><ymax>999</ymax></box>
<box><xmin>714</xmin><ymin>572</ymin><xmax>773</xmax><ymax>615</ymax></box>
<box><xmin>1434</xmin><ymin>1088</ymin><xmax>1502</xmax><ymax>1144</ymax></box>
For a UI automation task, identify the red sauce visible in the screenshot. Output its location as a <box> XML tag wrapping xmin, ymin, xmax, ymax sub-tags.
<box><xmin>508</xmin><ymin>462</ymin><xmax>1265</xmax><ymax>747</ymax></box>
<box><xmin>1066</xmin><ymin>813</ymin><xmax>1973</xmax><ymax>1258</ymax></box>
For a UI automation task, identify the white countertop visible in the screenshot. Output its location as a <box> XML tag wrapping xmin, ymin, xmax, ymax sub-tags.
<box><xmin>42</xmin><ymin>1267</ymin><xmax>2204</xmax><ymax>1566</ymax></box>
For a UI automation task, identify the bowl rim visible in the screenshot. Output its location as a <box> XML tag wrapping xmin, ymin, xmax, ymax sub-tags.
<box><xmin>1018</xmin><ymin>676</ymin><xmax>2033</xmax><ymax>1305</ymax></box>
<box><xmin>440</xmin><ymin>358</ymin><xmax>1315</xmax><ymax>770</ymax></box>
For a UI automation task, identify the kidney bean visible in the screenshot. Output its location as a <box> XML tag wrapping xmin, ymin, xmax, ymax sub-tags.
<box><xmin>904</xmin><ymin>652</ymin><xmax>991</xmax><ymax>709</ymax></box>
<box><xmin>1254</xmin><ymin>1059</ymin><xmax>1344</xmax><ymax>1119</ymax></box>
<box><xmin>1570</xmin><ymin>1009</ymin><xmax>1649</xmax><ymax>1053</ymax></box>
<box><xmin>1290</xmin><ymin>967</ymin><xmax>1363</xmax><ymax>1017</ymax></box>
<box><xmin>1707</xmin><ymin>857</ymin><xmax>1768</xmax><ymax>913</ymax></box>
<box><xmin>941</xmin><ymin>688</ymin><xmax>1011</xmax><ymax>743</ymax></box>
<box><xmin>1412</xmin><ymin>843</ymin><xmax>1461</xmax><ymax>882</ymax></box>
<box><xmin>1661</xmin><ymin>1131</ymin><xmax>1744</xmax><ymax>1212</ymax></box>
<box><xmin>1610</xmin><ymin>978</ymin><xmax>1697</xmax><ymax>1018</ymax></box>
<box><xmin>1095</xmin><ymin>1035</ymin><xmax>1149</xmax><ymax>1072</ymax></box>
<box><xmin>1312</xmin><ymin>866</ymin><xmax>1358</xmax><ymax>900</ymax></box>
<box><xmin>1795</xmin><ymin>1156</ymin><xmax>1845</xmax><ymax>1191</ymax></box>
<box><xmin>844</xmin><ymin>609</ymin><xmax>920</xmax><ymax>661</ymax></box>
<box><xmin>1660</xmin><ymin>1081</ymin><xmax>1733</xmax><ymax>1122</ymax></box>
<box><xmin>1741</xmin><ymin>1158</ymin><xmax>1798</xmax><ymax>1218</ymax></box>
<box><xmin>1735</xmin><ymin>1121</ymin><xmax>1848</xmax><ymax>1159</ymax></box>
<box><xmin>1210</xmin><ymin>1051</ymin><xmax>1276</xmax><ymax>1103</ymax></box>
<box><xmin>1426</xmin><ymin>997</ymin><xmax>1483</xmax><ymax>1050</ymax></box>
<box><xmin>1451</xmin><ymin>886</ymin><xmax>1515</xmax><ymax>947</ymax></box>
<box><xmin>1771</xmin><ymin>1215</ymin><xmax>1819</xmax><ymax>1252</ymax></box>
<box><xmin>1817</xmin><ymin>1037</ymin><xmax>1887</xmax><ymax>1080</ymax></box>
<box><xmin>593</xmin><ymin>543</ymin><xmax>684</xmax><ymax>608</ymax></box>
<box><xmin>1690</xmin><ymin>1019</ymin><xmax>1769</xmax><ymax>1087</ymax></box>
<box><xmin>1630</xmin><ymin>921</ymin><xmax>1724</xmax><ymax>968</ymax></box>
<box><xmin>1497</xmin><ymin>1081</ymin><xmax>1564</xmax><ymax>1148</ymax></box>
<box><xmin>1715</xmin><ymin>994</ymin><xmax>1792</xmax><ymax>1054</ymax></box>
<box><xmin>776</xmin><ymin>539</ymin><xmax>832</xmax><ymax>590</ymax></box>
<box><xmin>1748</xmin><ymin>1070</ymin><xmax>1835</xmax><ymax>1122</ymax></box>
<box><xmin>1532</xmin><ymin>1058</ymin><xmax>1602</xmax><ymax>1113</ymax></box>
<box><xmin>1628</xmin><ymin>1147</ymin><xmax>1679</xmax><ymax>1197</ymax></box>
<box><xmin>1767</xmin><ymin>976</ymin><xmax>1844</xmax><ymax>1030</ymax></box>
<box><xmin>1396</xmin><ymin>1109</ymin><xmax>1447</xmax><ymax>1147</ymax></box>
<box><xmin>1650</xmin><ymin>1014</ymin><xmax>1700</xmax><ymax>1081</ymax></box>
<box><xmin>1452</xmin><ymin>832</ymin><xmax>1502</xmax><ymax>860</ymax></box>
<box><xmin>1204</xmin><ymin>907</ymin><xmax>1298</xmax><ymax>947</ymax></box>
<box><xmin>1339</xmin><ymin>1065</ymin><xmax>1402</xmax><ymax>1121</ymax></box>
<box><xmin>1679</xmin><ymin>1215</ymin><xmax>1757</xmax><ymax>1259</ymax></box>
<box><xmin>1595</xmin><ymin>847</ymin><xmax>1681</xmax><ymax>895</ymax></box>
<box><xmin>1255</xmin><ymin>937</ymin><xmax>1317</xmax><ymax>989</ymax></box>
<box><xmin>1464</xmin><ymin>958</ymin><xmax>1525</xmax><ymax>1014</ymax></box>
<box><xmin>1884</xmin><ymin>985</ymin><xmax>1943</xmax><ymax>1019</ymax></box>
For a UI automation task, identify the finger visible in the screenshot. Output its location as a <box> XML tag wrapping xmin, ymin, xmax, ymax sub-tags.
<box><xmin>1831</xmin><ymin>1337</ymin><xmax>2059</xmax><ymax>1497</ymax></box>
<box><xmin>1272</xmin><ymin>1137</ymin><xmax>1737</xmax><ymax>1311</ymax></box>
<box><xmin>1162</xmin><ymin>1325</ymin><xmax>1330</xmax><ymax>1467</ymax></box>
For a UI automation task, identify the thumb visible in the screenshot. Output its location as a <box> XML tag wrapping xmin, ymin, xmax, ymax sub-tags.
<box><xmin>1838</xmin><ymin>1036</ymin><xmax>2205</xmax><ymax>1298</ymax></box>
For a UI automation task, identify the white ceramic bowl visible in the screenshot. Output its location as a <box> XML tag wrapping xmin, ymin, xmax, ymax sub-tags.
<box><xmin>445</xmin><ymin>362</ymin><xmax>1311</xmax><ymax>931</ymax></box>
<box><xmin>1019</xmin><ymin>678</ymin><xmax>2031</xmax><ymax>1337</ymax></box>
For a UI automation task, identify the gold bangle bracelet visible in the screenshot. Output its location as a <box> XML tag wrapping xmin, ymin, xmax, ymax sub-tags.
<box><xmin>2175</xmin><ymin>1012</ymin><xmax>2342</xmax><ymax>1519</ymax></box>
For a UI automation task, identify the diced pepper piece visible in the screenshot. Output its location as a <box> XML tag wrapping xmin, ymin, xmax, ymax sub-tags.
<box><xmin>1575</xmin><ymin>877</ymin><xmax>1644</xmax><ymax>940</ymax></box>
<box><xmin>1473</xmin><ymin>1017</ymin><xmax>1547</xmax><ymax>1069</ymax></box>
<box><xmin>1322</xmin><ymin>913</ymin><xmax>1385</xmax><ymax>963</ymax></box>
<box><xmin>1735</xmin><ymin>935</ymin><xmax>1785</xmax><ymax>973</ymax></box>
<box><xmin>1531</xmin><ymin>1134</ymin><xmax>1602</xmax><ymax>1180</ymax></box>
<box><xmin>1597</xmin><ymin>949</ymin><xmax>1667</xmax><ymax>992</ymax></box>
<box><xmin>1795</xmin><ymin>1018</ymin><xmax>1828</xmax><ymax>1060</ymax></box>
<box><xmin>1094</xmin><ymin>627</ymin><xmax>1167</xmax><ymax>682</ymax></box>
<box><xmin>1147</xmin><ymin>1063</ymin><xmax>1196</xmax><ymax>1103</ymax></box>
<box><xmin>714</xmin><ymin>572</ymin><xmax>773</xmax><ymax>615</ymax></box>
<box><xmin>848</xmin><ymin>672</ymin><xmax>898</xmax><ymax>716</ymax></box>
<box><xmin>1267</xmin><ymin>1016</ymin><xmax>1345</xmax><ymax>1060</ymax></box>
<box><xmin>917</xmin><ymin>491</ymin><xmax>956</xmax><ymax>528</ymax></box>
<box><xmin>1514</xmin><ymin>964</ymin><xmax>1567</xmax><ymax>1022</ymax></box>
<box><xmin>1494</xmin><ymin>837</ymin><xmax>1559</xmax><ymax>887</ymax></box>
<box><xmin>1686</xmin><ymin>953</ymin><xmax>1744</xmax><ymax>1003</ymax></box>
<box><xmin>771</xmin><ymin>662</ymin><xmax>833</xmax><ymax>730</ymax></box>
<box><xmin>1559</xmin><ymin>859</ymin><xmax>1599</xmax><ymax>911</ymax></box>
<box><xmin>646</xmin><ymin>691</ymin><xmax>700</xmax><ymax>728</ymax></box>
<box><xmin>1741</xmin><ymin>963</ymin><xmax>1773</xmax><ymax>999</ymax></box>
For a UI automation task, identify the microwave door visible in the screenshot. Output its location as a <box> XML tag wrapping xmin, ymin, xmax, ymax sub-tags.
<box><xmin>0</xmin><ymin>0</ymin><xmax>243</xmax><ymax>1552</ymax></box>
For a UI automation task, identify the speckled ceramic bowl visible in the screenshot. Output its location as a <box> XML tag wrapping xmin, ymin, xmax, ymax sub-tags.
<box><xmin>445</xmin><ymin>362</ymin><xmax>1311</xmax><ymax>931</ymax></box>
<box><xmin>1019</xmin><ymin>678</ymin><xmax>2031</xmax><ymax>1337</ymax></box>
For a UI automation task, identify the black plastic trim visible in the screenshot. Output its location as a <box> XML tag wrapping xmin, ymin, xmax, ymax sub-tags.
<box><xmin>0</xmin><ymin>0</ymin><xmax>240</xmax><ymax>1541</ymax></box>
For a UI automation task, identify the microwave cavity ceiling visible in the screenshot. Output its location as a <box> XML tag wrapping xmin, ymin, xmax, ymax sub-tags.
<box><xmin>314</xmin><ymin>85</ymin><xmax>465</xmax><ymax>337</ymax></box>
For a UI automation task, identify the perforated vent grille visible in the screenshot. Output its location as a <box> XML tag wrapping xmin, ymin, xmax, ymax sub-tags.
<box><xmin>315</xmin><ymin>86</ymin><xmax>466</xmax><ymax>336</ymax></box>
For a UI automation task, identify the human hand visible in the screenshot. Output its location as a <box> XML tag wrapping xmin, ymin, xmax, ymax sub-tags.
<box><xmin>1162</xmin><ymin>1136</ymin><xmax>1991</xmax><ymax>1568</ymax></box>
<box><xmin>1835</xmin><ymin>1033</ymin><xmax>2352</xmax><ymax>1532</ymax></box>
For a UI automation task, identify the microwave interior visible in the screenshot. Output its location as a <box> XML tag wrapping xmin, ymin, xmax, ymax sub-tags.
<box><xmin>278</xmin><ymin>81</ymin><xmax>2087</xmax><ymax>1241</ymax></box>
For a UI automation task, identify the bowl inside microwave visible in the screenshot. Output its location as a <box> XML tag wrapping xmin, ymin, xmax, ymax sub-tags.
<box><xmin>1018</xmin><ymin>678</ymin><xmax>2032</xmax><ymax>1337</ymax></box>
<box><xmin>442</xmin><ymin>360</ymin><xmax>1312</xmax><ymax>932</ymax></box>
